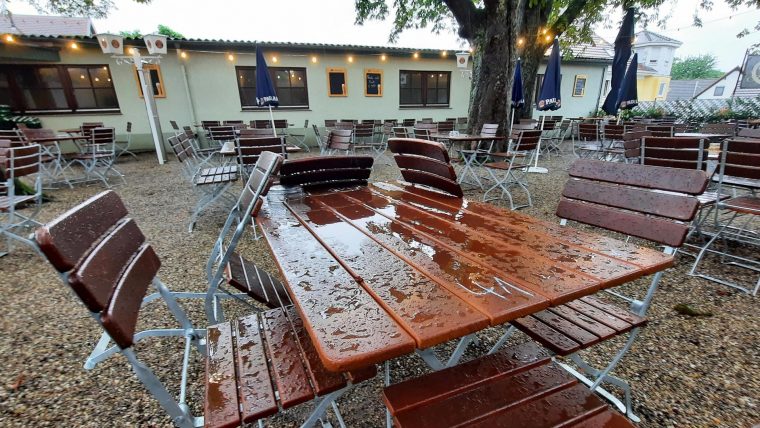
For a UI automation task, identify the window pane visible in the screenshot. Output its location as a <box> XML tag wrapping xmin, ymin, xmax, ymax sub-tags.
<box><xmin>437</xmin><ymin>89</ymin><xmax>448</xmax><ymax>104</ymax></box>
<box><xmin>24</xmin><ymin>88</ymin><xmax>67</xmax><ymax>109</ymax></box>
<box><xmin>241</xmin><ymin>88</ymin><xmax>257</xmax><ymax>106</ymax></box>
<box><xmin>148</xmin><ymin>69</ymin><xmax>161</xmax><ymax>95</ymax></box>
<box><xmin>90</xmin><ymin>67</ymin><xmax>111</xmax><ymax>88</ymax></box>
<box><xmin>291</xmin><ymin>88</ymin><xmax>308</xmax><ymax>106</ymax></box>
<box><xmin>38</xmin><ymin>67</ymin><xmax>63</xmax><ymax>88</ymax></box>
<box><xmin>73</xmin><ymin>88</ymin><xmax>97</xmax><ymax>109</ymax></box>
<box><xmin>290</xmin><ymin>69</ymin><xmax>306</xmax><ymax>88</ymax></box>
<box><xmin>238</xmin><ymin>69</ymin><xmax>255</xmax><ymax>87</ymax></box>
<box><xmin>274</xmin><ymin>70</ymin><xmax>290</xmax><ymax>87</ymax></box>
<box><xmin>68</xmin><ymin>67</ymin><xmax>92</xmax><ymax>88</ymax></box>
<box><xmin>94</xmin><ymin>88</ymin><xmax>118</xmax><ymax>108</ymax></box>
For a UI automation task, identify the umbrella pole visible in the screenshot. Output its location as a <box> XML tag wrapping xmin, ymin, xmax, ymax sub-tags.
<box><xmin>508</xmin><ymin>108</ymin><xmax>516</xmax><ymax>136</ymax></box>
<box><xmin>268</xmin><ymin>105</ymin><xmax>277</xmax><ymax>137</ymax></box>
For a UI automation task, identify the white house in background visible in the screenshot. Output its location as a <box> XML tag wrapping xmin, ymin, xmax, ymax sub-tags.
<box><xmin>694</xmin><ymin>67</ymin><xmax>742</xmax><ymax>99</ymax></box>
<box><xmin>632</xmin><ymin>30</ymin><xmax>682</xmax><ymax>101</ymax></box>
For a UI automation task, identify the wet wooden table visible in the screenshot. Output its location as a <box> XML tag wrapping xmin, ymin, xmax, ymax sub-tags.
<box><xmin>256</xmin><ymin>181</ymin><xmax>674</xmax><ymax>372</ymax></box>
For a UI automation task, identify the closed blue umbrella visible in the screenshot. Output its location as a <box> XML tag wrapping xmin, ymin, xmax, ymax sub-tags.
<box><xmin>255</xmin><ymin>45</ymin><xmax>279</xmax><ymax>133</ymax></box>
<box><xmin>602</xmin><ymin>8</ymin><xmax>635</xmax><ymax>115</ymax></box>
<box><xmin>509</xmin><ymin>58</ymin><xmax>525</xmax><ymax>134</ymax></box>
<box><xmin>537</xmin><ymin>38</ymin><xmax>561</xmax><ymax>111</ymax></box>
<box><xmin>617</xmin><ymin>53</ymin><xmax>639</xmax><ymax>110</ymax></box>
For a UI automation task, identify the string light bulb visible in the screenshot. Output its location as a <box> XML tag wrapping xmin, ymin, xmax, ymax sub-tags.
<box><xmin>545</xmin><ymin>34</ymin><xmax>552</xmax><ymax>42</ymax></box>
<box><xmin>4</xmin><ymin>34</ymin><xmax>14</xmax><ymax>42</ymax></box>
<box><xmin>517</xmin><ymin>38</ymin><xmax>525</xmax><ymax>46</ymax></box>
<box><xmin>380</xmin><ymin>54</ymin><xmax>387</xmax><ymax>61</ymax></box>
<box><xmin>413</xmin><ymin>52</ymin><xmax>419</xmax><ymax>59</ymax></box>
<box><xmin>541</xmin><ymin>28</ymin><xmax>548</xmax><ymax>35</ymax></box>
<box><xmin>271</xmin><ymin>56</ymin><xmax>278</xmax><ymax>63</ymax></box>
<box><xmin>441</xmin><ymin>50</ymin><xmax>447</xmax><ymax>57</ymax></box>
<box><xmin>347</xmin><ymin>55</ymin><xmax>354</xmax><ymax>63</ymax></box>
<box><xmin>227</xmin><ymin>53</ymin><xmax>234</xmax><ymax>61</ymax></box>
<box><xmin>311</xmin><ymin>56</ymin><xmax>318</xmax><ymax>63</ymax></box>
<box><xmin>70</xmin><ymin>41</ymin><xmax>79</xmax><ymax>49</ymax></box>
<box><xmin>180</xmin><ymin>51</ymin><xmax>188</xmax><ymax>59</ymax></box>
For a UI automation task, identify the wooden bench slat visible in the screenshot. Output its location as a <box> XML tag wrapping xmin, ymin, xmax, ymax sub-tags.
<box><xmin>394</xmin><ymin>154</ymin><xmax>457</xmax><ymax>181</ymax></box>
<box><xmin>564</xmin><ymin>300</ymin><xmax>633</xmax><ymax>332</ymax></box>
<box><xmin>388</xmin><ymin>138</ymin><xmax>450</xmax><ymax>163</ymax></box>
<box><xmin>234</xmin><ymin>315</ymin><xmax>278</xmax><ymax>423</ymax></box>
<box><xmin>579</xmin><ymin>296</ymin><xmax>647</xmax><ymax>326</ymax></box>
<box><xmin>398</xmin><ymin>169</ymin><xmax>463</xmax><ymax>197</ymax></box>
<box><xmin>512</xmin><ymin>316</ymin><xmax>582</xmax><ymax>356</ymax></box>
<box><xmin>394</xmin><ymin>364</ymin><xmax>578</xmax><ymax>428</ymax></box>
<box><xmin>282</xmin><ymin>305</ymin><xmax>348</xmax><ymax>396</ymax></box>
<box><xmin>465</xmin><ymin>383</ymin><xmax>609</xmax><ymax>428</ymax></box>
<box><xmin>568</xmin><ymin>159</ymin><xmax>708</xmax><ymax>195</ymax></box>
<box><xmin>384</xmin><ymin>342</ymin><xmax>550</xmax><ymax>415</ymax></box>
<box><xmin>547</xmin><ymin>305</ymin><xmax>617</xmax><ymax>339</ymax></box>
<box><xmin>260</xmin><ymin>307</ymin><xmax>315</xmax><ymax>408</ymax></box>
<box><xmin>532</xmin><ymin>311</ymin><xmax>601</xmax><ymax>348</ymax></box>
<box><xmin>346</xmin><ymin>364</ymin><xmax>378</xmax><ymax>384</ymax></box>
<box><xmin>562</xmin><ymin>179</ymin><xmax>700</xmax><ymax>221</ymax></box>
<box><xmin>205</xmin><ymin>323</ymin><xmax>241</xmax><ymax>428</ymax></box>
<box><xmin>225</xmin><ymin>253</ymin><xmax>289</xmax><ymax>309</ymax></box>
<box><xmin>279</xmin><ymin>168</ymin><xmax>372</xmax><ymax>187</ymax></box>
<box><xmin>557</xmin><ymin>199</ymin><xmax>689</xmax><ymax>248</ymax></box>
<box><xmin>565</xmin><ymin>409</ymin><xmax>636</xmax><ymax>427</ymax></box>
<box><xmin>279</xmin><ymin>156</ymin><xmax>374</xmax><ymax>175</ymax></box>
<box><xmin>69</xmin><ymin>219</ymin><xmax>145</xmax><ymax>312</ymax></box>
<box><xmin>35</xmin><ymin>190</ymin><xmax>128</xmax><ymax>272</ymax></box>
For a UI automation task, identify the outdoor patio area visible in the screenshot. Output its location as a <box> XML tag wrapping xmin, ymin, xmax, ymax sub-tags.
<box><xmin>0</xmin><ymin>147</ymin><xmax>757</xmax><ymax>427</ymax></box>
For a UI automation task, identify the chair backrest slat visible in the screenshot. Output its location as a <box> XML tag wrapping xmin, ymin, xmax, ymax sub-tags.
<box><xmin>737</xmin><ymin>127</ymin><xmax>760</xmax><ymax>138</ymax></box>
<box><xmin>0</xmin><ymin>144</ymin><xmax>41</xmax><ymax>178</ymax></box>
<box><xmin>512</xmin><ymin>130</ymin><xmax>542</xmax><ymax>152</ymax></box>
<box><xmin>327</xmin><ymin>129</ymin><xmax>353</xmax><ymax>151</ymax></box>
<box><xmin>35</xmin><ymin>191</ymin><xmax>129</xmax><ymax>272</ymax></box>
<box><xmin>721</xmin><ymin>139</ymin><xmax>760</xmax><ymax>180</ymax></box>
<box><xmin>240</xmin><ymin>128</ymin><xmax>276</xmax><ymax>137</ymax></box>
<box><xmin>641</xmin><ymin>136</ymin><xmax>706</xmax><ymax>170</ymax></box>
<box><xmin>279</xmin><ymin>156</ymin><xmax>374</xmax><ymax>188</ymax></box>
<box><xmin>354</xmin><ymin>123</ymin><xmax>374</xmax><ymax>138</ymax></box>
<box><xmin>388</xmin><ymin>138</ymin><xmax>462</xmax><ymax>197</ymax></box>
<box><xmin>559</xmin><ymin>159</ymin><xmax>709</xmax><ymax>247</ymax></box>
<box><xmin>101</xmin><ymin>244</ymin><xmax>161</xmax><ymax>348</ymax></box>
<box><xmin>208</xmin><ymin>126</ymin><xmax>236</xmax><ymax>141</ymax></box>
<box><xmin>237</xmin><ymin>136</ymin><xmax>285</xmax><ymax>167</ymax></box>
<box><xmin>578</xmin><ymin>123</ymin><xmax>599</xmax><ymax>140</ymax></box>
<box><xmin>480</xmin><ymin>123</ymin><xmax>499</xmax><ymax>137</ymax></box>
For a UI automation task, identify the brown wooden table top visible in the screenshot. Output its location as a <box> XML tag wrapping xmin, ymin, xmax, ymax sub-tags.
<box><xmin>256</xmin><ymin>181</ymin><xmax>673</xmax><ymax>372</ymax></box>
<box><xmin>429</xmin><ymin>133</ymin><xmax>506</xmax><ymax>141</ymax></box>
<box><xmin>27</xmin><ymin>135</ymin><xmax>85</xmax><ymax>143</ymax></box>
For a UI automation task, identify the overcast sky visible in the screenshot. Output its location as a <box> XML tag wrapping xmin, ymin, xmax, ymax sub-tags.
<box><xmin>10</xmin><ymin>0</ymin><xmax>760</xmax><ymax>70</ymax></box>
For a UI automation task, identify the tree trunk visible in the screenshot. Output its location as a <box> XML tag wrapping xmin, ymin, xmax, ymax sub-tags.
<box><xmin>518</xmin><ymin>2</ymin><xmax>553</xmax><ymax>120</ymax></box>
<box><xmin>466</xmin><ymin>0</ymin><xmax>525</xmax><ymax>135</ymax></box>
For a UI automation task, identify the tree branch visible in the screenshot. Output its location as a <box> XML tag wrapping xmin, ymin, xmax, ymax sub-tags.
<box><xmin>550</xmin><ymin>0</ymin><xmax>591</xmax><ymax>35</ymax></box>
<box><xmin>442</xmin><ymin>0</ymin><xmax>483</xmax><ymax>40</ymax></box>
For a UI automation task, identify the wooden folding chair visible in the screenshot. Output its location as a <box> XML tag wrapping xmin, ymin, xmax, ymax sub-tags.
<box><xmin>34</xmin><ymin>191</ymin><xmax>205</xmax><ymax>427</ymax></box>
<box><xmin>205</xmin><ymin>151</ymin><xmax>286</xmax><ymax>323</ymax></box>
<box><xmin>0</xmin><ymin>142</ymin><xmax>43</xmax><ymax>257</ymax></box>
<box><xmin>689</xmin><ymin>138</ymin><xmax>760</xmax><ymax>295</ymax></box>
<box><xmin>279</xmin><ymin>155</ymin><xmax>374</xmax><ymax>189</ymax></box>
<box><xmin>388</xmin><ymin>138</ymin><xmax>463</xmax><ymax>197</ymax></box>
<box><xmin>18</xmin><ymin>128</ymin><xmax>73</xmax><ymax>188</ymax></box>
<box><xmin>207</xmin><ymin>125</ymin><xmax>236</xmax><ymax>149</ymax></box>
<box><xmin>168</xmin><ymin>134</ymin><xmax>239</xmax><ymax>232</ymax></box>
<box><xmin>70</xmin><ymin>127</ymin><xmax>124</xmax><ymax>187</ymax></box>
<box><xmin>287</xmin><ymin>119</ymin><xmax>310</xmax><ymax>151</ymax></box>
<box><xmin>482</xmin><ymin>130</ymin><xmax>541</xmax><ymax>209</ymax></box>
<box><xmin>575</xmin><ymin>122</ymin><xmax>603</xmax><ymax>158</ymax></box>
<box><xmin>326</xmin><ymin>129</ymin><xmax>353</xmax><ymax>155</ymax></box>
<box><xmin>489</xmin><ymin>159</ymin><xmax>709</xmax><ymax>421</ymax></box>
<box><xmin>235</xmin><ymin>135</ymin><xmax>286</xmax><ymax>179</ymax></box>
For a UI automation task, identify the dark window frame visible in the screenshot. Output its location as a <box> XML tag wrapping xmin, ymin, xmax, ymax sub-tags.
<box><xmin>235</xmin><ymin>66</ymin><xmax>309</xmax><ymax>110</ymax></box>
<box><xmin>0</xmin><ymin>64</ymin><xmax>119</xmax><ymax>114</ymax></box>
<box><xmin>399</xmin><ymin>70</ymin><xmax>451</xmax><ymax>107</ymax></box>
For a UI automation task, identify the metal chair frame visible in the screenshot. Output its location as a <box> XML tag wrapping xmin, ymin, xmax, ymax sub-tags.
<box><xmin>1</xmin><ymin>143</ymin><xmax>43</xmax><ymax>257</ymax></box>
<box><xmin>71</xmin><ymin>127</ymin><xmax>125</xmax><ymax>187</ymax></box>
<box><xmin>115</xmin><ymin>121</ymin><xmax>138</xmax><ymax>160</ymax></box>
<box><xmin>205</xmin><ymin>151</ymin><xmax>284</xmax><ymax>324</ymax></box>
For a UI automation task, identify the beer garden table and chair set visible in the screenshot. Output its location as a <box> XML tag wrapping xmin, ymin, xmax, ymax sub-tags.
<box><xmin>19</xmin><ymin>123</ymin><xmax>731</xmax><ymax>428</ymax></box>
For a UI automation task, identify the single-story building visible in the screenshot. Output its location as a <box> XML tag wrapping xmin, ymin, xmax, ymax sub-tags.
<box><xmin>1</xmin><ymin>15</ymin><xmax>613</xmax><ymax>150</ymax></box>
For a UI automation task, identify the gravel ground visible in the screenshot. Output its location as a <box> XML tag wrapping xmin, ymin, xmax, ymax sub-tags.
<box><xmin>0</xmin><ymin>148</ymin><xmax>758</xmax><ymax>428</ymax></box>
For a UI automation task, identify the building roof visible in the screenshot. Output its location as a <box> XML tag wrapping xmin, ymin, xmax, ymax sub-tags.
<box><xmin>0</xmin><ymin>13</ymin><xmax>95</xmax><ymax>37</ymax></box>
<box><xmin>637</xmin><ymin>62</ymin><xmax>658</xmax><ymax>75</ymax></box>
<box><xmin>666</xmin><ymin>79</ymin><xmax>719</xmax><ymax>100</ymax></box>
<box><xmin>634</xmin><ymin>30</ymin><xmax>682</xmax><ymax>47</ymax></box>
<box><xmin>692</xmin><ymin>66</ymin><xmax>741</xmax><ymax>98</ymax></box>
<box><xmin>566</xmin><ymin>34</ymin><xmax>614</xmax><ymax>61</ymax></box>
<box><xmin>14</xmin><ymin>32</ymin><xmax>613</xmax><ymax>63</ymax></box>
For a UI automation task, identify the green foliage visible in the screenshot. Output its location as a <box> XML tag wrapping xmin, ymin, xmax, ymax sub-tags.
<box><xmin>157</xmin><ymin>24</ymin><xmax>184</xmax><ymax>39</ymax></box>
<box><xmin>22</xmin><ymin>0</ymin><xmax>151</xmax><ymax>18</ymax></box>
<box><xmin>0</xmin><ymin>105</ymin><xmax>41</xmax><ymax>130</ymax></box>
<box><xmin>628</xmin><ymin>97</ymin><xmax>760</xmax><ymax>123</ymax></box>
<box><xmin>671</xmin><ymin>54</ymin><xmax>724</xmax><ymax>80</ymax></box>
<box><xmin>354</xmin><ymin>0</ymin><xmax>454</xmax><ymax>42</ymax></box>
<box><xmin>119</xmin><ymin>25</ymin><xmax>184</xmax><ymax>40</ymax></box>
<box><xmin>120</xmin><ymin>29</ymin><xmax>143</xmax><ymax>38</ymax></box>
